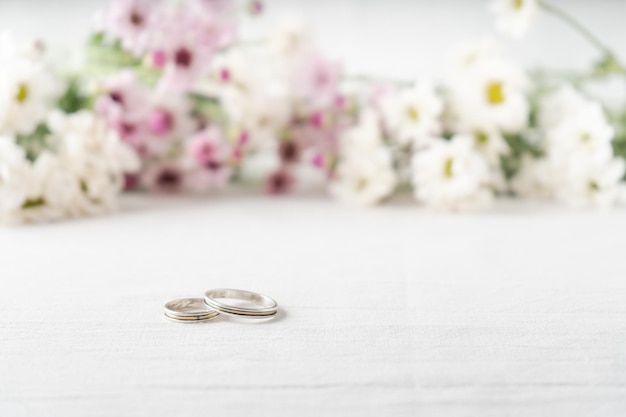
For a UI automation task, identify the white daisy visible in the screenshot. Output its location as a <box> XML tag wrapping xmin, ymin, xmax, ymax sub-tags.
<box><xmin>47</xmin><ymin>110</ymin><xmax>139</xmax><ymax>215</ymax></box>
<box><xmin>490</xmin><ymin>0</ymin><xmax>539</xmax><ymax>39</ymax></box>
<box><xmin>331</xmin><ymin>111</ymin><xmax>397</xmax><ymax>206</ymax></box>
<box><xmin>546</xmin><ymin>100</ymin><xmax>614</xmax><ymax>164</ymax></box>
<box><xmin>0</xmin><ymin>57</ymin><xmax>62</xmax><ymax>135</ymax></box>
<box><xmin>556</xmin><ymin>156</ymin><xmax>625</xmax><ymax>209</ymax></box>
<box><xmin>380</xmin><ymin>80</ymin><xmax>443</xmax><ymax>148</ymax></box>
<box><xmin>510</xmin><ymin>155</ymin><xmax>557</xmax><ymax>200</ymax></box>
<box><xmin>268</xmin><ymin>15</ymin><xmax>312</xmax><ymax>59</ymax></box>
<box><xmin>32</xmin><ymin>152</ymin><xmax>81</xmax><ymax>211</ymax></box>
<box><xmin>411</xmin><ymin>135</ymin><xmax>493</xmax><ymax>211</ymax></box>
<box><xmin>451</xmin><ymin>57</ymin><xmax>529</xmax><ymax>134</ymax></box>
<box><xmin>447</xmin><ymin>37</ymin><xmax>500</xmax><ymax>81</ymax></box>
<box><xmin>0</xmin><ymin>137</ymin><xmax>39</xmax><ymax>212</ymax></box>
<box><xmin>221</xmin><ymin>88</ymin><xmax>290</xmax><ymax>147</ymax></box>
<box><xmin>538</xmin><ymin>85</ymin><xmax>589</xmax><ymax>131</ymax></box>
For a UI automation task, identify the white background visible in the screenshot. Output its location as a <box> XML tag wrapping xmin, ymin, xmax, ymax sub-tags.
<box><xmin>2</xmin><ymin>0</ymin><xmax>626</xmax><ymax>79</ymax></box>
<box><xmin>1</xmin><ymin>1</ymin><xmax>626</xmax><ymax>416</ymax></box>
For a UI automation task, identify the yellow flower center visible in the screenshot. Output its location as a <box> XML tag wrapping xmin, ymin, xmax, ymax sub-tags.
<box><xmin>15</xmin><ymin>83</ymin><xmax>29</xmax><ymax>103</ymax></box>
<box><xmin>406</xmin><ymin>106</ymin><xmax>419</xmax><ymax>122</ymax></box>
<box><xmin>513</xmin><ymin>0</ymin><xmax>524</xmax><ymax>10</ymax></box>
<box><xmin>589</xmin><ymin>181</ymin><xmax>599</xmax><ymax>191</ymax></box>
<box><xmin>580</xmin><ymin>132</ymin><xmax>591</xmax><ymax>142</ymax></box>
<box><xmin>356</xmin><ymin>177</ymin><xmax>368</xmax><ymax>191</ymax></box>
<box><xmin>443</xmin><ymin>158</ymin><xmax>454</xmax><ymax>178</ymax></box>
<box><xmin>486</xmin><ymin>82</ymin><xmax>505</xmax><ymax>105</ymax></box>
<box><xmin>475</xmin><ymin>131</ymin><xmax>489</xmax><ymax>145</ymax></box>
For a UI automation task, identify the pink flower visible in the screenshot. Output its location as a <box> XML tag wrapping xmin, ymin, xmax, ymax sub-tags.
<box><xmin>312</xmin><ymin>152</ymin><xmax>325</xmax><ymax>168</ymax></box>
<box><xmin>149</xmin><ymin>50</ymin><xmax>168</xmax><ymax>69</ymax></box>
<box><xmin>265</xmin><ymin>167</ymin><xmax>294</xmax><ymax>195</ymax></box>
<box><xmin>141</xmin><ymin>163</ymin><xmax>185</xmax><ymax>193</ymax></box>
<box><xmin>147</xmin><ymin>108</ymin><xmax>174</xmax><ymax>136</ymax></box>
<box><xmin>188</xmin><ymin>128</ymin><xmax>229</xmax><ymax>164</ymax></box>
<box><xmin>278</xmin><ymin>141</ymin><xmax>301</xmax><ymax>164</ymax></box>
<box><xmin>190</xmin><ymin>14</ymin><xmax>237</xmax><ymax>51</ymax></box>
<box><xmin>94</xmin><ymin>71</ymin><xmax>152</xmax><ymax>153</ymax></box>
<box><xmin>185</xmin><ymin>163</ymin><xmax>232</xmax><ymax>192</ymax></box>
<box><xmin>101</xmin><ymin>0</ymin><xmax>160</xmax><ymax>55</ymax></box>
<box><xmin>154</xmin><ymin>2</ymin><xmax>238</xmax><ymax>91</ymax></box>
<box><xmin>115</xmin><ymin>119</ymin><xmax>147</xmax><ymax>146</ymax></box>
<box><xmin>95</xmin><ymin>71</ymin><xmax>150</xmax><ymax>124</ymax></box>
<box><xmin>144</xmin><ymin>93</ymin><xmax>195</xmax><ymax>149</ymax></box>
<box><xmin>124</xmin><ymin>173</ymin><xmax>140</xmax><ymax>190</ymax></box>
<box><xmin>292</xmin><ymin>53</ymin><xmax>342</xmax><ymax>110</ymax></box>
<box><xmin>247</xmin><ymin>0</ymin><xmax>263</xmax><ymax>16</ymax></box>
<box><xmin>309</xmin><ymin>111</ymin><xmax>325</xmax><ymax>129</ymax></box>
<box><xmin>189</xmin><ymin>0</ymin><xmax>236</xmax><ymax>15</ymax></box>
<box><xmin>157</xmin><ymin>38</ymin><xmax>212</xmax><ymax>91</ymax></box>
<box><xmin>185</xmin><ymin>128</ymin><xmax>233</xmax><ymax>191</ymax></box>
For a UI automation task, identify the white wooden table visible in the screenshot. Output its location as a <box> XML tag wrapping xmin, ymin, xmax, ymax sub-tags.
<box><xmin>1</xmin><ymin>194</ymin><xmax>625</xmax><ymax>416</ymax></box>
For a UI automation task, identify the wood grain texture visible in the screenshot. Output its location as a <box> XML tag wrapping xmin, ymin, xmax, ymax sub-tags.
<box><xmin>1</xmin><ymin>195</ymin><xmax>625</xmax><ymax>416</ymax></box>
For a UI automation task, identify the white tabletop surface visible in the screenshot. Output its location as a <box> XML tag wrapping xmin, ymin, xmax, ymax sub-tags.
<box><xmin>1</xmin><ymin>194</ymin><xmax>625</xmax><ymax>416</ymax></box>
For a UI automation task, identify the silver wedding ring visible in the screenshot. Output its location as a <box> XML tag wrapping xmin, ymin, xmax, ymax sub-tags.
<box><xmin>204</xmin><ymin>288</ymin><xmax>278</xmax><ymax>318</ymax></box>
<box><xmin>164</xmin><ymin>298</ymin><xmax>220</xmax><ymax>322</ymax></box>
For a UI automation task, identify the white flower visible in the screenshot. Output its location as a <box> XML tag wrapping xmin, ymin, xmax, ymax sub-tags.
<box><xmin>45</xmin><ymin>110</ymin><xmax>139</xmax><ymax>217</ymax></box>
<box><xmin>0</xmin><ymin>137</ymin><xmax>39</xmax><ymax>212</ymax></box>
<box><xmin>33</xmin><ymin>152</ymin><xmax>81</xmax><ymax>210</ymax></box>
<box><xmin>211</xmin><ymin>48</ymin><xmax>291</xmax><ymax>148</ymax></box>
<box><xmin>380</xmin><ymin>80</ymin><xmax>443</xmax><ymax>148</ymax></box>
<box><xmin>451</xmin><ymin>57</ymin><xmax>529</xmax><ymax>134</ymax></box>
<box><xmin>510</xmin><ymin>155</ymin><xmax>557</xmax><ymax>200</ymax></box>
<box><xmin>340</xmin><ymin>110</ymin><xmax>385</xmax><ymax>151</ymax></box>
<box><xmin>447</xmin><ymin>37</ymin><xmax>500</xmax><ymax>81</ymax></box>
<box><xmin>556</xmin><ymin>157</ymin><xmax>625</xmax><ymax>209</ymax></box>
<box><xmin>48</xmin><ymin>110</ymin><xmax>139</xmax><ymax>173</ymax></box>
<box><xmin>0</xmin><ymin>56</ymin><xmax>62</xmax><ymax>135</ymax></box>
<box><xmin>546</xmin><ymin>100</ymin><xmax>614</xmax><ymax>164</ymax></box>
<box><xmin>221</xmin><ymin>88</ymin><xmax>290</xmax><ymax>147</ymax></box>
<box><xmin>490</xmin><ymin>0</ymin><xmax>539</xmax><ymax>39</ymax></box>
<box><xmin>268</xmin><ymin>15</ymin><xmax>312</xmax><ymax>59</ymax></box>
<box><xmin>412</xmin><ymin>135</ymin><xmax>493</xmax><ymax>211</ymax></box>
<box><xmin>469</xmin><ymin>128</ymin><xmax>510</xmax><ymax>167</ymax></box>
<box><xmin>331</xmin><ymin>111</ymin><xmax>397</xmax><ymax>206</ymax></box>
<box><xmin>538</xmin><ymin>85</ymin><xmax>589</xmax><ymax>131</ymax></box>
<box><xmin>513</xmin><ymin>87</ymin><xmax>625</xmax><ymax>209</ymax></box>
<box><xmin>239</xmin><ymin>143</ymin><xmax>281</xmax><ymax>184</ymax></box>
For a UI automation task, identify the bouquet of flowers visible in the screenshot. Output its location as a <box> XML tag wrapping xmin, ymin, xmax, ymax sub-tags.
<box><xmin>1</xmin><ymin>0</ymin><xmax>626</xmax><ymax>224</ymax></box>
<box><xmin>0</xmin><ymin>33</ymin><xmax>139</xmax><ymax>224</ymax></box>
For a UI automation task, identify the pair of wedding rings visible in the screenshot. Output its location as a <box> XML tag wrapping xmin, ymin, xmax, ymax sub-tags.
<box><xmin>164</xmin><ymin>288</ymin><xmax>278</xmax><ymax>323</ymax></box>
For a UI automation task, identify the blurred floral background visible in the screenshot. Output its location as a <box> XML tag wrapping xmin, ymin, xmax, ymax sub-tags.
<box><xmin>1</xmin><ymin>0</ymin><xmax>626</xmax><ymax>223</ymax></box>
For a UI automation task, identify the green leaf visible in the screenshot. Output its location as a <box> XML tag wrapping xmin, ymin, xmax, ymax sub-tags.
<box><xmin>15</xmin><ymin>124</ymin><xmax>52</xmax><ymax>161</ymax></box>
<box><xmin>21</xmin><ymin>198</ymin><xmax>45</xmax><ymax>209</ymax></box>
<box><xmin>500</xmin><ymin>133</ymin><xmax>544</xmax><ymax>180</ymax></box>
<box><xmin>57</xmin><ymin>78</ymin><xmax>92</xmax><ymax>113</ymax></box>
<box><xmin>188</xmin><ymin>93</ymin><xmax>227</xmax><ymax>124</ymax></box>
<box><xmin>88</xmin><ymin>32</ymin><xmax>105</xmax><ymax>47</ymax></box>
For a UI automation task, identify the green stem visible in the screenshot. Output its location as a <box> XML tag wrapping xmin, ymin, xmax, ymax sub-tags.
<box><xmin>539</xmin><ymin>0</ymin><xmax>613</xmax><ymax>57</ymax></box>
